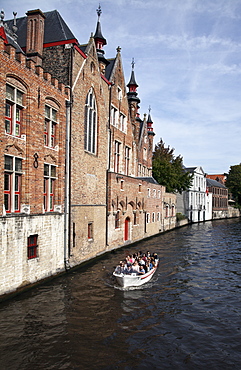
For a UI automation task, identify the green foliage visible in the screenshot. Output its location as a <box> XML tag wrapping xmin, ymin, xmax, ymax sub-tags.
<box><xmin>176</xmin><ymin>213</ymin><xmax>187</xmax><ymax>221</ymax></box>
<box><xmin>152</xmin><ymin>139</ymin><xmax>193</xmax><ymax>193</ymax></box>
<box><xmin>226</xmin><ymin>164</ymin><xmax>241</xmax><ymax>206</ymax></box>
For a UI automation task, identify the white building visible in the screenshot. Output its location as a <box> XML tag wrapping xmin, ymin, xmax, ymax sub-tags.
<box><xmin>177</xmin><ymin>166</ymin><xmax>212</xmax><ymax>223</ymax></box>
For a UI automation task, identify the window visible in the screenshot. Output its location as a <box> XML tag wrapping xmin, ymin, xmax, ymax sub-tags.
<box><xmin>152</xmin><ymin>213</ymin><xmax>155</xmax><ymax>222</ymax></box>
<box><xmin>119</xmin><ymin>112</ymin><xmax>126</xmax><ymax>131</ymax></box>
<box><xmin>44</xmin><ymin>164</ymin><xmax>56</xmax><ymax>211</ymax></box>
<box><xmin>84</xmin><ymin>88</ymin><xmax>97</xmax><ymax>154</ymax></box>
<box><xmin>88</xmin><ymin>222</ymin><xmax>93</xmax><ymax>239</ymax></box>
<box><xmin>143</xmin><ymin>147</ymin><xmax>147</xmax><ymax>160</ymax></box>
<box><xmin>125</xmin><ymin>146</ymin><xmax>130</xmax><ymax>175</ymax></box>
<box><xmin>5</xmin><ymin>84</ymin><xmax>23</xmax><ymax>137</ymax></box>
<box><xmin>146</xmin><ymin>213</ymin><xmax>150</xmax><ymax>223</ymax></box>
<box><xmin>120</xmin><ymin>180</ymin><xmax>124</xmax><ymax>190</ymax></box>
<box><xmin>133</xmin><ymin>212</ymin><xmax>137</xmax><ymax>225</ymax></box>
<box><xmin>114</xmin><ymin>141</ymin><xmax>121</xmax><ymax>173</ymax></box>
<box><xmin>44</xmin><ymin>105</ymin><xmax>57</xmax><ymax>148</ymax></box>
<box><xmin>111</xmin><ymin>106</ymin><xmax>118</xmax><ymax>127</ymax></box>
<box><xmin>158</xmin><ymin>190</ymin><xmax>161</xmax><ymax>199</ymax></box>
<box><xmin>118</xmin><ymin>86</ymin><xmax>122</xmax><ymax>101</ymax></box>
<box><xmin>139</xmin><ymin>184</ymin><xmax>142</xmax><ymax>192</ymax></box>
<box><xmin>27</xmin><ymin>234</ymin><xmax>38</xmax><ymax>259</ymax></box>
<box><xmin>165</xmin><ymin>206</ymin><xmax>169</xmax><ymax>218</ymax></box>
<box><xmin>153</xmin><ymin>189</ymin><xmax>156</xmax><ymax>198</ymax></box>
<box><xmin>4</xmin><ymin>155</ymin><xmax>22</xmax><ymax>213</ymax></box>
<box><xmin>157</xmin><ymin>212</ymin><xmax>160</xmax><ymax>221</ymax></box>
<box><xmin>115</xmin><ymin>211</ymin><xmax>120</xmax><ymax>229</ymax></box>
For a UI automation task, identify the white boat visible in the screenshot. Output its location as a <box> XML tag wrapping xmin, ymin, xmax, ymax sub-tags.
<box><xmin>113</xmin><ymin>262</ymin><xmax>158</xmax><ymax>288</ymax></box>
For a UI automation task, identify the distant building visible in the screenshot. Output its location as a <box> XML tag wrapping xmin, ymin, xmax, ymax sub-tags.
<box><xmin>206</xmin><ymin>178</ymin><xmax>228</xmax><ymax>219</ymax></box>
<box><xmin>176</xmin><ymin>166</ymin><xmax>212</xmax><ymax>223</ymax></box>
<box><xmin>206</xmin><ymin>174</ymin><xmax>226</xmax><ymax>185</ymax></box>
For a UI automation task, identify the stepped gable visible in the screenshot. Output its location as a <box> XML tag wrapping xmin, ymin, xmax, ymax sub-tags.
<box><xmin>5</xmin><ymin>10</ymin><xmax>77</xmax><ymax>48</ymax></box>
<box><xmin>0</xmin><ymin>10</ymin><xmax>24</xmax><ymax>53</ymax></box>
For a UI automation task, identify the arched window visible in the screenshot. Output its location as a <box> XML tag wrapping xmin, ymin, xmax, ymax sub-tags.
<box><xmin>84</xmin><ymin>88</ymin><xmax>97</xmax><ymax>154</ymax></box>
<box><xmin>115</xmin><ymin>211</ymin><xmax>120</xmax><ymax>229</ymax></box>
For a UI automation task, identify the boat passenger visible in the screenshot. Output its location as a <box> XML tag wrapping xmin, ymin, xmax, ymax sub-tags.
<box><xmin>115</xmin><ymin>261</ymin><xmax>125</xmax><ymax>274</ymax></box>
<box><xmin>139</xmin><ymin>265</ymin><xmax>145</xmax><ymax>275</ymax></box>
<box><xmin>126</xmin><ymin>265</ymin><xmax>134</xmax><ymax>274</ymax></box>
<box><xmin>146</xmin><ymin>261</ymin><xmax>153</xmax><ymax>272</ymax></box>
<box><xmin>138</xmin><ymin>257</ymin><xmax>145</xmax><ymax>266</ymax></box>
<box><xmin>129</xmin><ymin>254</ymin><xmax>135</xmax><ymax>264</ymax></box>
<box><xmin>132</xmin><ymin>260</ymin><xmax>140</xmax><ymax>273</ymax></box>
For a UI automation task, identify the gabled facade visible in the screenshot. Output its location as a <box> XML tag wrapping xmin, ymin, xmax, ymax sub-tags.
<box><xmin>106</xmin><ymin>52</ymin><xmax>169</xmax><ymax>247</ymax></box>
<box><xmin>0</xmin><ymin>12</ymin><xmax>69</xmax><ymax>296</ymax></box>
<box><xmin>177</xmin><ymin>166</ymin><xmax>212</xmax><ymax>223</ymax></box>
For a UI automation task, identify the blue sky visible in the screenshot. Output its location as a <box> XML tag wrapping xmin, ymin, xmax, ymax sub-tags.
<box><xmin>2</xmin><ymin>0</ymin><xmax>241</xmax><ymax>174</ymax></box>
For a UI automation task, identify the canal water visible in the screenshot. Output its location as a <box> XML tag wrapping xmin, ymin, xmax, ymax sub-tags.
<box><xmin>0</xmin><ymin>219</ymin><xmax>241</xmax><ymax>370</ymax></box>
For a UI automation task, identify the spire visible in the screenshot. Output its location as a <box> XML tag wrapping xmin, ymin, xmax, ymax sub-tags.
<box><xmin>94</xmin><ymin>4</ymin><xmax>107</xmax><ymax>51</ymax></box>
<box><xmin>127</xmin><ymin>59</ymin><xmax>141</xmax><ymax>121</ymax></box>
<box><xmin>127</xmin><ymin>58</ymin><xmax>138</xmax><ymax>91</ymax></box>
<box><xmin>127</xmin><ymin>58</ymin><xmax>140</xmax><ymax>105</ymax></box>
<box><xmin>147</xmin><ymin>106</ymin><xmax>155</xmax><ymax>135</ymax></box>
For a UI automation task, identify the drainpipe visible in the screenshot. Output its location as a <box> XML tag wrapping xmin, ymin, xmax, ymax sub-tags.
<box><xmin>68</xmin><ymin>46</ymin><xmax>73</xmax><ymax>260</ymax></box>
<box><xmin>106</xmin><ymin>82</ymin><xmax>114</xmax><ymax>247</ymax></box>
<box><xmin>64</xmin><ymin>98</ymin><xmax>71</xmax><ymax>270</ymax></box>
<box><xmin>64</xmin><ymin>45</ymin><xmax>73</xmax><ymax>270</ymax></box>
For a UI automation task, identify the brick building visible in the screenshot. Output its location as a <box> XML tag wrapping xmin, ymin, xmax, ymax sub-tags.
<box><xmin>0</xmin><ymin>11</ymin><xmax>69</xmax><ymax>296</ymax></box>
<box><xmin>1</xmin><ymin>7</ymin><xmax>176</xmax><ymax>296</ymax></box>
<box><xmin>206</xmin><ymin>178</ymin><xmax>228</xmax><ymax>219</ymax></box>
<box><xmin>206</xmin><ymin>174</ymin><xmax>226</xmax><ymax>185</ymax></box>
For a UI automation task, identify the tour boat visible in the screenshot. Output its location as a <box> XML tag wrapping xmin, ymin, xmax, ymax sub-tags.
<box><xmin>113</xmin><ymin>262</ymin><xmax>159</xmax><ymax>288</ymax></box>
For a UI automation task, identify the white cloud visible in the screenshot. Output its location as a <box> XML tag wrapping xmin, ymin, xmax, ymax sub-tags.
<box><xmin>2</xmin><ymin>0</ymin><xmax>241</xmax><ymax>173</ymax></box>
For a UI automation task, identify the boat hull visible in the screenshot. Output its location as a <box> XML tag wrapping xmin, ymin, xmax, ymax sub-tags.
<box><xmin>113</xmin><ymin>266</ymin><xmax>157</xmax><ymax>288</ymax></box>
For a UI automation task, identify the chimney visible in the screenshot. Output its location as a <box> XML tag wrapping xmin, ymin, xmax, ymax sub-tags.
<box><xmin>26</xmin><ymin>9</ymin><xmax>45</xmax><ymax>66</ymax></box>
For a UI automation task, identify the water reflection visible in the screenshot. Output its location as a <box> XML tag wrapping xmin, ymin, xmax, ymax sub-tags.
<box><xmin>0</xmin><ymin>219</ymin><xmax>240</xmax><ymax>369</ymax></box>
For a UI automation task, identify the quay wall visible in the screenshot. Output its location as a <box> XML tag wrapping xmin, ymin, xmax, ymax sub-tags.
<box><xmin>0</xmin><ymin>208</ymin><xmax>240</xmax><ymax>301</ymax></box>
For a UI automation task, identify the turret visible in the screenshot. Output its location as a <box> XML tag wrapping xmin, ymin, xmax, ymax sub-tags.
<box><xmin>94</xmin><ymin>5</ymin><xmax>109</xmax><ymax>74</ymax></box>
<box><xmin>127</xmin><ymin>59</ymin><xmax>141</xmax><ymax>121</ymax></box>
<box><xmin>147</xmin><ymin>107</ymin><xmax>155</xmax><ymax>136</ymax></box>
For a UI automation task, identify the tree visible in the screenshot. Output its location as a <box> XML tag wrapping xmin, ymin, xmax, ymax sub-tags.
<box><xmin>152</xmin><ymin>139</ymin><xmax>193</xmax><ymax>193</ymax></box>
<box><xmin>225</xmin><ymin>164</ymin><xmax>241</xmax><ymax>206</ymax></box>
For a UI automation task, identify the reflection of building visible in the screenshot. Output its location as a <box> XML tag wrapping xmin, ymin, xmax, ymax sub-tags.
<box><xmin>0</xmin><ymin>7</ymin><xmax>176</xmax><ymax>297</ymax></box>
<box><xmin>176</xmin><ymin>166</ymin><xmax>212</xmax><ymax>223</ymax></box>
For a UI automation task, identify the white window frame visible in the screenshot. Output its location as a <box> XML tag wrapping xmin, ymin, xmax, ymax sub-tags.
<box><xmin>44</xmin><ymin>105</ymin><xmax>58</xmax><ymax>148</ymax></box>
<box><xmin>84</xmin><ymin>88</ymin><xmax>97</xmax><ymax>154</ymax></box>
<box><xmin>5</xmin><ymin>84</ymin><xmax>24</xmax><ymax>137</ymax></box>
<box><xmin>44</xmin><ymin>163</ymin><xmax>57</xmax><ymax>212</ymax></box>
<box><xmin>4</xmin><ymin>155</ymin><xmax>23</xmax><ymax>213</ymax></box>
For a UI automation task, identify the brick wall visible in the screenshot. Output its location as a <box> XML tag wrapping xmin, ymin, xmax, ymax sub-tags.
<box><xmin>0</xmin><ymin>36</ymin><xmax>68</xmax><ymax>296</ymax></box>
